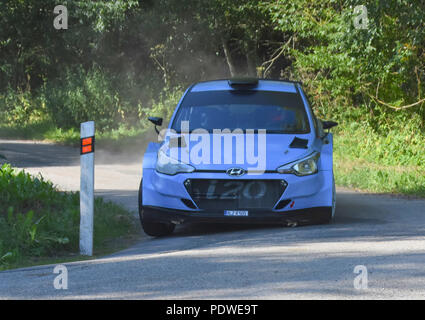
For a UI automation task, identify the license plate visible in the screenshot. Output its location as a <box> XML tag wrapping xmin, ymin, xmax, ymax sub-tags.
<box><xmin>224</xmin><ymin>210</ymin><xmax>249</xmax><ymax>217</ymax></box>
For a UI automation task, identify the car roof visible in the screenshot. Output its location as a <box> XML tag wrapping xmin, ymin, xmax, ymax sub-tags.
<box><xmin>190</xmin><ymin>79</ymin><xmax>299</xmax><ymax>94</ymax></box>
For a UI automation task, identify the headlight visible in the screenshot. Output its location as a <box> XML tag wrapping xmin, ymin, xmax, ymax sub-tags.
<box><xmin>156</xmin><ymin>149</ymin><xmax>195</xmax><ymax>175</ymax></box>
<box><xmin>277</xmin><ymin>152</ymin><xmax>320</xmax><ymax>176</ymax></box>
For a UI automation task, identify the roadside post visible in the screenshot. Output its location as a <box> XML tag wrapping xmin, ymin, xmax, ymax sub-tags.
<box><xmin>80</xmin><ymin>121</ymin><xmax>95</xmax><ymax>256</ymax></box>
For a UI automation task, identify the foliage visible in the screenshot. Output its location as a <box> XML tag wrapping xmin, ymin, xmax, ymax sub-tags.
<box><xmin>43</xmin><ymin>66</ymin><xmax>126</xmax><ymax>131</ymax></box>
<box><xmin>263</xmin><ymin>0</ymin><xmax>425</xmax><ymax>124</ymax></box>
<box><xmin>0</xmin><ymin>87</ymin><xmax>49</xmax><ymax>126</ymax></box>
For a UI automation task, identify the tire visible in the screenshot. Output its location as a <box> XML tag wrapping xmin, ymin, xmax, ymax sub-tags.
<box><xmin>331</xmin><ymin>175</ymin><xmax>336</xmax><ymax>221</ymax></box>
<box><xmin>315</xmin><ymin>210</ymin><xmax>333</xmax><ymax>225</ymax></box>
<box><xmin>138</xmin><ymin>178</ymin><xmax>175</xmax><ymax>237</ymax></box>
<box><xmin>316</xmin><ymin>175</ymin><xmax>336</xmax><ymax>224</ymax></box>
<box><xmin>141</xmin><ymin>220</ymin><xmax>175</xmax><ymax>237</ymax></box>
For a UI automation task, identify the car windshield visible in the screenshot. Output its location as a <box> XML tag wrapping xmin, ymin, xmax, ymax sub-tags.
<box><xmin>171</xmin><ymin>90</ymin><xmax>310</xmax><ymax>134</ymax></box>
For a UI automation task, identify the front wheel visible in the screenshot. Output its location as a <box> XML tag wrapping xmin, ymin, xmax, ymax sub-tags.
<box><xmin>138</xmin><ymin>178</ymin><xmax>175</xmax><ymax>237</ymax></box>
<box><xmin>317</xmin><ymin>176</ymin><xmax>336</xmax><ymax>224</ymax></box>
<box><xmin>141</xmin><ymin>220</ymin><xmax>175</xmax><ymax>237</ymax></box>
<box><xmin>331</xmin><ymin>175</ymin><xmax>336</xmax><ymax>221</ymax></box>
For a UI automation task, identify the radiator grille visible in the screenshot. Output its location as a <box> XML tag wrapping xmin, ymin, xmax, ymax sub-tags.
<box><xmin>185</xmin><ymin>179</ymin><xmax>287</xmax><ymax>210</ymax></box>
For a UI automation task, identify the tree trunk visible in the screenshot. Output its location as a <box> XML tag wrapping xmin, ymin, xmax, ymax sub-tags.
<box><xmin>246</xmin><ymin>43</ymin><xmax>258</xmax><ymax>78</ymax></box>
<box><xmin>222</xmin><ymin>38</ymin><xmax>237</xmax><ymax>77</ymax></box>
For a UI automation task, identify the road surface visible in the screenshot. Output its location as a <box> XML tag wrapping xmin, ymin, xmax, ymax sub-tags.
<box><xmin>0</xmin><ymin>139</ymin><xmax>425</xmax><ymax>299</ymax></box>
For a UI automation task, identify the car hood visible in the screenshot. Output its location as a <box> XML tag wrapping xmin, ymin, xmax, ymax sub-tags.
<box><xmin>162</xmin><ymin>133</ymin><xmax>314</xmax><ymax>172</ymax></box>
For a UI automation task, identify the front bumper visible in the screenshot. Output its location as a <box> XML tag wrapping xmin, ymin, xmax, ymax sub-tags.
<box><xmin>143</xmin><ymin>168</ymin><xmax>333</xmax><ymax>211</ymax></box>
<box><xmin>142</xmin><ymin>205</ymin><xmax>332</xmax><ymax>225</ymax></box>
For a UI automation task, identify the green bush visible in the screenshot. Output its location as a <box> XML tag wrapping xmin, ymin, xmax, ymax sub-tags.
<box><xmin>0</xmin><ymin>87</ymin><xmax>49</xmax><ymax>126</ymax></box>
<box><xmin>43</xmin><ymin>66</ymin><xmax>125</xmax><ymax>131</ymax></box>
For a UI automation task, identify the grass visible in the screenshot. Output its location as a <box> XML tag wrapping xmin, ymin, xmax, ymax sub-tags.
<box><xmin>0</xmin><ymin>164</ymin><xmax>140</xmax><ymax>271</ymax></box>
<box><xmin>333</xmin><ymin>122</ymin><xmax>425</xmax><ymax>198</ymax></box>
<box><xmin>334</xmin><ymin>158</ymin><xmax>425</xmax><ymax>197</ymax></box>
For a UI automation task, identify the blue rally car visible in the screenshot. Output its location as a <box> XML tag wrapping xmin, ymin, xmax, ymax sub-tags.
<box><xmin>139</xmin><ymin>78</ymin><xmax>338</xmax><ymax>236</ymax></box>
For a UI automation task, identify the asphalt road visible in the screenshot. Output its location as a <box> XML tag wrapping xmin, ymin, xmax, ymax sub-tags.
<box><xmin>1</xmin><ymin>139</ymin><xmax>425</xmax><ymax>299</ymax></box>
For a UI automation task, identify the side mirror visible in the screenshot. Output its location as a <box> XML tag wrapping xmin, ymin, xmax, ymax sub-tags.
<box><xmin>148</xmin><ymin>117</ymin><xmax>163</xmax><ymax>126</ymax></box>
<box><xmin>322</xmin><ymin>120</ymin><xmax>338</xmax><ymax>130</ymax></box>
<box><xmin>148</xmin><ymin>117</ymin><xmax>163</xmax><ymax>134</ymax></box>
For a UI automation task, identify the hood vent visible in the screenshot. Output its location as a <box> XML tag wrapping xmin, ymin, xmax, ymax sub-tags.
<box><xmin>289</xmin><ymin>137</ymin><xmax>308</xmax><ymax>149</ymax></box>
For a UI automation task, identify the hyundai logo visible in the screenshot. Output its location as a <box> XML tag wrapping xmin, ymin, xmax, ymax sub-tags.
<box><xmin>226</xmin><ymin>167</ymin><xmax>246</xmax><ymax>177</ymax></box>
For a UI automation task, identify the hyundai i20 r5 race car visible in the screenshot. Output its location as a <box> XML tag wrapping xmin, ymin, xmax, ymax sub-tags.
<box><xmin>139</xmin><ymin>78</ymin><xmax>338</xmax><ymax>236</ymax></box>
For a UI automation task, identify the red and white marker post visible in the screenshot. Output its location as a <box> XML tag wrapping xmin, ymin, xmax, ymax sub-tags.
<box><xmin>80</xmin><ymin>121</ymin><xmax>95</xmax><ymax>256</ymax></box>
